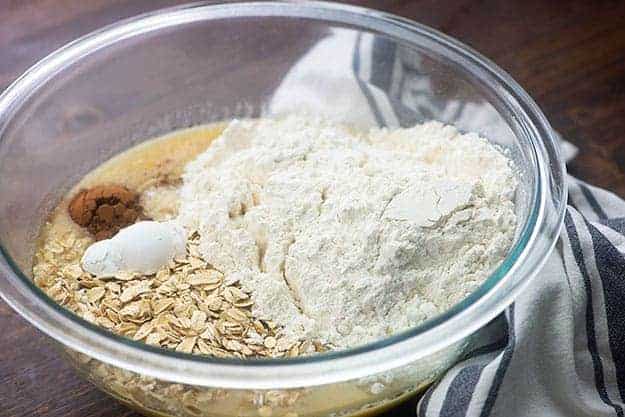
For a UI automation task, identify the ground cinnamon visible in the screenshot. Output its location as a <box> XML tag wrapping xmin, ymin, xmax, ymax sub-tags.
<box><xmin>68</xmin><ymin>185</ymin><xmax>141</xmax><ymax>240</ymax></box>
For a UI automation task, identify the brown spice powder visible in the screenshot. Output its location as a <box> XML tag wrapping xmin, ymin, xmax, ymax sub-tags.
<box><xmin>68</xmin><ymin>185</ymin><xmax>142</xmax><ymax>240</ymax></box>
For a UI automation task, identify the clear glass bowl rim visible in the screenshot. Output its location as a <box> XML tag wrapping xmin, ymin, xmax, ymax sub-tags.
<box><xmin>0</xmin><ymin>0</ymin><xmax>567</xmax><ymax>389</ymax></box>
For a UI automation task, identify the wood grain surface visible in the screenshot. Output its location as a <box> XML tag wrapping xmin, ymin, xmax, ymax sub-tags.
<box><xmin>1</xmin><ymin>1</ymin><xmax>625</xmax><ymax>416</ymax></box>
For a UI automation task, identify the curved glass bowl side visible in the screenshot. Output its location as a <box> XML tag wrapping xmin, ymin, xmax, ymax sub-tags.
<box><xmin>59</xmin><ymin>338</ymin><xmax>456</xmax><ymax>417</ymax></box>
<box><xmin>0</xmin><ymin>0</ymin><xmax>566</xmax><ymax>391</ymax></box>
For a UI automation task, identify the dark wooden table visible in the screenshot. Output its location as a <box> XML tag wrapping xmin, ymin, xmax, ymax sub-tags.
<box><xmin>1</xmin><ymin>1</ymin><xmax>625</xmax><ymax>416</ymax></box>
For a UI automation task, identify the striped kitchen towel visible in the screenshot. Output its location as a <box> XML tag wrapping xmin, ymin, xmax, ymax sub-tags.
<box><xmin>418</xmin><ymin>180</ymin><xmax>625</xmax><ymax>417</ymax></box>
<box><xmin>269</xmin><ymin>30</ymin><xmax>625</xmax><ymax>417</ymax></box>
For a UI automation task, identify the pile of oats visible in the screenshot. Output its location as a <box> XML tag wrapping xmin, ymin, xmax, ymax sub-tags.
<box><xmin>33</xmin><ymin>231</ymin><xmax>327</xmax><ymax>358</ymax></box>
<box><xmin>36</xmin><ymin>230</ymin><xmax>416</xmax><ymax>417</ymax></box>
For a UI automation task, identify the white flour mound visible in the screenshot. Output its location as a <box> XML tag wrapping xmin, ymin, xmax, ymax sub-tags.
<box><xmin>178</xmin><ymin>115</ymin><xmax>517</xmax><ymax>348</ymax></box>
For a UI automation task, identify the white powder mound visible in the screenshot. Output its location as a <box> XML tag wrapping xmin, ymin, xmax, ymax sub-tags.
<box><xmin>178</xmin><ymin>115</ymin><xmax>517</xmax><ymax>348</ymax></box>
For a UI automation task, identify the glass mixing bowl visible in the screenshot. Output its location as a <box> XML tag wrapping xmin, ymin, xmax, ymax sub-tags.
<box><xmin>0</xmin><ymin>2</ymin><xmax>566</xmax><ymax>416</ymax></box>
